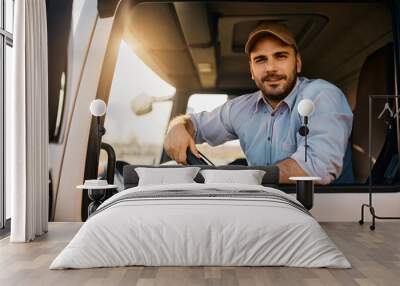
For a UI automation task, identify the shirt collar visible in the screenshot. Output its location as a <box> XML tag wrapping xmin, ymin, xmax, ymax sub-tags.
<box><xmin>282</xmin><ymin>77</ymin><xmax>301</xmax><ymax>112</ymax></box>
<box><xmin>254</xmin><ymin>77</ymin><xmax>301</xmax><ymax>114</ymax></box>
<box><xmin>254</xmin><ymin>91</ymin><xmax>265</xmax><ymax>113</ymax></box>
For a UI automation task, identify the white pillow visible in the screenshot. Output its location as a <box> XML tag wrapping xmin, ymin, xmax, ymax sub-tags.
<box><xmin>200</xmin><ymin>169</ymin><xmax>266</xmax><ymax>185</ymax></box>
<box><xmin>135</xmin><ymin>167</ymin><xmax>201</xmax><ymax>186</ymax></box>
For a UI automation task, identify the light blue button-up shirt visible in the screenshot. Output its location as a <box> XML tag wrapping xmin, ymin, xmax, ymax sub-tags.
<box><xmin>189</xmin><ymin>77</ymin><xmax>354</xmax><ymax>185</ymax></box>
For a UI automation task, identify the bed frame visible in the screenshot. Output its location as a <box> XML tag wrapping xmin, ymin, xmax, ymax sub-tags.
<box><xmin>122</xmin><ymin>165</ymin><xmax>321</xmax><ymax>210</ymax></box>
<box><xmin>123</xmin><ymin>165</ymin><xmax>280</xmax><ymax>189</ymax></box>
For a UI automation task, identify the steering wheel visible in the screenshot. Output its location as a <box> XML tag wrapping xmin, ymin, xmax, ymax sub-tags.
<box><xmin>186</xmin><ymin>149</ymin><xmax>215</xmax><ymax>166</ymax></box>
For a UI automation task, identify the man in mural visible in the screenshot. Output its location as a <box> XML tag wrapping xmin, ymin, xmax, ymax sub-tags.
<box><xmin>164</xmin><ymin>22</ymin><xmax>354</xmax><ymax>184</ymax></box>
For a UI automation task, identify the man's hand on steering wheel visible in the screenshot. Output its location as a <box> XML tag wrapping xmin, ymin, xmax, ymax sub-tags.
<box><xmin>164</xmin><ymin>121</ymin><xmax>201</xmax><ymax>164</ymax></box>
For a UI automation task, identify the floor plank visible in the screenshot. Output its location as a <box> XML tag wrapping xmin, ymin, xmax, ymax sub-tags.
<box><xmin>0</xmin><ymin>222</ymin><xmax>399</xmax><ymax>286</ymax></box>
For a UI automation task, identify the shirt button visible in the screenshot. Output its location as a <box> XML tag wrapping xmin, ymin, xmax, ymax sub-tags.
<box><xmin>271</xmin><ymin>113</ymin><xmax>275</xmax><ymax>117</ymax></box>
<box><xmin>267</xmin><ymin>137</ymin><xmax>271</xmax><ymax>141</ymax></box>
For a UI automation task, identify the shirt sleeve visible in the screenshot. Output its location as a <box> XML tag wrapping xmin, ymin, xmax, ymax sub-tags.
<box><xmin>189</xmin><ymin>101</ymin><xmax>238</xmax><ymax>146</ymax></box>
<box><xmin>290</xmin><ymin>88</ymin><xmax>353</xmax><ymax>185</ymax></box>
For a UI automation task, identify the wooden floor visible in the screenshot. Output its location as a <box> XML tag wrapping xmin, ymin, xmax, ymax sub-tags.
<box><xmin>0</xmin><ymin>222</ymin><xmax>400</xmax><ymax>286</ymax></box>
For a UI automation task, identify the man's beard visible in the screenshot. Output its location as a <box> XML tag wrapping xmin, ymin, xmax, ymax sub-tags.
<box><xmin>255</xmin><ymin>70</ymin><xmax>298</xmax><ymax>103</ymax></box>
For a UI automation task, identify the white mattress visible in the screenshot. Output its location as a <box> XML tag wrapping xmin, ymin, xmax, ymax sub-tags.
<box><xmin>50</xmin><ymin>183</ymin><xmax>351</xmax><ymax>269</ymax></box>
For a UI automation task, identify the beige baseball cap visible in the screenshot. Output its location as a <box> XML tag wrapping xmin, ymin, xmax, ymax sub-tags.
<box><xmin>245</xmin><ymin>22</ymin><xmax>297</xmax><ymax>56</ymax></box>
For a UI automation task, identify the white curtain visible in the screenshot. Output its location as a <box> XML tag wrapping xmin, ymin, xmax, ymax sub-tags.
<box><xmin>8</xmin><ymin>0</ymin><xmax>49</xmax><ymax>242</ymax></box>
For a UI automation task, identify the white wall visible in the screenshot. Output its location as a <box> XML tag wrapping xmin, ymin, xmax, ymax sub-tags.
<box><xmin>290</xmin><ymin>192</ymin><xmax>400</xmax><ymax>222</ymax></box>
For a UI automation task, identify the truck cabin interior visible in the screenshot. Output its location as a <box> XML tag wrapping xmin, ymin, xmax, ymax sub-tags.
<box><xmin>75</xmin><ymin>0</ymin><xmax>399</xmax><ymax>220</ymax></box>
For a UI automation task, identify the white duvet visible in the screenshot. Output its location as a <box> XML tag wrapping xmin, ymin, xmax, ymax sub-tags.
<box><xmin>50</xmin><ymin>183</ymin><xmax>350</xmax><ymax>269</ymax></box>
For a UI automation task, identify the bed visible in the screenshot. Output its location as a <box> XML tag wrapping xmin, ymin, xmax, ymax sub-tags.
<box><xmin>50</xmin><ymin>165</ymin><xmax>350</xmax><ymax>269</ymax></box>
